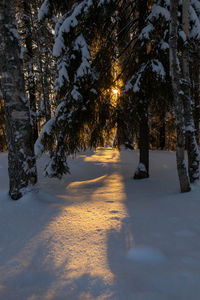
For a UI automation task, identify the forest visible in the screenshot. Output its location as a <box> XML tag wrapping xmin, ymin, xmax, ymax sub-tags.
<box><xmin>1</xmin><ymin>1</ymin><xmax>200</xmax><ymax>299</ymax></box>
<box><xmin>0</xmin><ymin>0</ymin><xmax>199</xmax><ymax>199</ymax></box>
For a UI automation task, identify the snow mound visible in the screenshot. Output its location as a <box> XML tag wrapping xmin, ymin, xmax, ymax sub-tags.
<box><xmin>127</xmin><ymin>246</ymin><xmax>165</xmax><ymax>263</ymax></box>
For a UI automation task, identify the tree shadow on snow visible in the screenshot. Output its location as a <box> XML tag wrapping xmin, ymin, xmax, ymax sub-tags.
<box><xmin>0</xmin><ymin>148</ymin><xmax>182</xmax><ymax>300</ymax></box>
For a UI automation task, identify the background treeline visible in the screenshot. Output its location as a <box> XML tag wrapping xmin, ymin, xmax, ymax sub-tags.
<box><xmin>0</xmin><ymin>0</ymin><xmax>199</xmax><ymax>198</ymax></box>
<box><xmin>1</xmin><ymin>0</ymin><xmax>198</xmax><ymax>153</ymax></box>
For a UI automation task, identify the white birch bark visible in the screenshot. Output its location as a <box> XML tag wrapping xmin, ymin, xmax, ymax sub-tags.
<box><xmin>182</xmin><ymin>0</ymin><xmax>199</xmax><ymax>183</ymax></box>
<box><xmin>169</xmin><ymin>0</ymin><xmax>190</xmax><ymax>192</ymax></box>
<box><xmin>0</xmin><ymin>0</ymin><xmax>37</xmax><ymax>200</ymax></box>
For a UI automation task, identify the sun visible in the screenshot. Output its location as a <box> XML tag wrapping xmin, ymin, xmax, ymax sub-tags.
<box><xmin>112</xmin><ymin>89</ymin><xmax>119</xmax><ymax>95</ymax></box>
<box><xmin>111</xmin><ymin>88</ymin><xmax>120</xmax><ymax>106</ymax></box>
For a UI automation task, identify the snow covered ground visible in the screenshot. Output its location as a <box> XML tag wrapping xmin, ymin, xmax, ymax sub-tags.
<box><xmin>0</xmin><ymin>148</ymin><xmax>200</xmax><ymax>300</ymax></box>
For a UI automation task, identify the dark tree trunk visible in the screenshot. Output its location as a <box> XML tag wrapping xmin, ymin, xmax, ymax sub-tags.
<box><xmin>159</xmin><ymin>111</ymin><xmax>166</xmax><ymax>150</ymax></box>
<box><xmin>43</xmin><ymin>47</ymin><xmax>51</xmax><ymax>122</ymax></box>
<box><xmin>159</xmin><ymin>122</ymin><xmax>166</xmax><ymax>150</ymax></box>
<box><xmin>22</xmin><ymin>0</ymin><xmax>38</xmax><ymax>144</ymax></box>
<box><xmin>134</xmin><ymin>100</ymin><xmax>149</xmax><ymax>179</ymax></box>
<box><xmin>38</xmin><ymin>46</ymin><xmax>51</xmax><ymax>123</ymax></box>
<box><xmin>0</xmin><ymin>84</ymin><xmax>7</xmax><ymax>151</ymax></box>
<box><xmin>134</xmin><ymin>0</ymin><xmax>149</xmax><ymax>179</ymax></box>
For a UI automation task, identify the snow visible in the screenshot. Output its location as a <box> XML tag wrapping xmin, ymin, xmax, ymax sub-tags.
<box><xmin>191</xmin><ymin>0</ymin><xmax>200</xmax><ymax>14</ymax></box>
<box><xmin>127</xmin><ymin>246</ymin><xmax>165</xmax><ymax>263</ymax></box>
<box><xmin>160</xmin><ymin>40</ymin><xmax>169</xmax><ymax>50</ymax></box>
<box><xmin>71</xmin><ymin>86</ymin><xmax>82</xmax><ymax>101</ymax></box>
<box><xmin>53</xmin><ymin>14</ymin><xmax>93</xmax><ymax>91</ymax></box>
<box><xmin>151</xmin><ymin>59</ymin><xmax>166</xmax><ymax>79</ymax></box>
<box><xmin>137</xmin><ymin>162</ymin><xmax>147</xmax><ymax>173</ymax></box>
<box><xmin>179</xmin><ymin>30</ymin><xmax>187</xmax><ymax>42</ymax></box>
<box><xmin>5</xmin><ymin>25</ymin><xmax>20</xmax><ymax>41</ymax></box>
<box><xmin>98</xmin><ymin>0</ymin><xmax>111</xmax><ymax>6</ymax></box>
<box><xmin>34</xmin><ymin>117</ymin><xmax>55</xmax><ymax>157</ymax></box>
<box><xmin>125</xmin><ymin>64</ymin><xmax>146</xmax><ymax>93</ymax></box>
<box><xmin>53</xmin><ymin>1</ymin><xmax>93</xmax><ymax>57</ymax></box>
<box><xmin>74</xmin><ymin>34</ymin><xmax>91</xmax><ymax>79</ymax></box>
<box><xmin>56</xmin><ymin>59</ymin><xmax>70</xmax><ymax>88</ymax></box>
<box><xmin>1</xmin><ymin>148</ymin><xmax>200</xmax><ymax>299</ymax></box>
<box><xmin>148</xmin><ymin>4</ymin><xmax>170</xmax><ymax>22</ymax></box>
<box><xmin>138</xmin><ymin>24</ymin><xmax>154</xmax><ymax>40</ymax></box>
<box><xmin>190</xmin><ymin>5</ymin><xmax>200</xmax><ymax>40</ymax></box>
<box><xmin>185</xmin><ymin>125</ymin><xmax>195</xmax><ymax>132</ymax></box>
<box><xmin>38</xmin><ymin>0</ymin><xmax>50</xmax><ymax>22</ymax></box>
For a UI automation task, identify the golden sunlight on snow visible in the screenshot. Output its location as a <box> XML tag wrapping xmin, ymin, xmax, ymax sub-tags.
<box><xmin>47</xmin><ymin>149</ymin><xmax>129</xmax><ymax>294</ymax></box>
<box><xmin>84</xmin><ymin>147</ymin><xmax>120</xmax><ymax>164</ymax></box>
<box><xmin>41</xmin><ymin>149</ymin><xmax>130</xmax><ymax>298</ymax></box>
<box><xmin>61</xmin><ymin>173</ymin><xmax>128</xmax><ymax>280</ymax></box>
<box><xmin>5</xmin><ymin>148</ymin><xmax>132</xmax><ymax>300</ymax></box>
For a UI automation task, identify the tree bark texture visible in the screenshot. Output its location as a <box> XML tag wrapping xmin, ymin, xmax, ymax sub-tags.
<box><xmin>22</xmin><ymin>0</ymin><xmax>38</xmax><ymax>143</ymax></box>
<box><xmin>169</xmin><ymin>0</ymin><xmax>190</xmax><ymax>192</ymax></box>
<box><xmin>134</xmin><ymin>0</ymin><xmax>149</xmax><ymax>179</ymax></box>
<box><xmin>43</xmin><ymin>46</ymin><xmax>51</xmax><ymax>122</ymax></box>
<box><xmin>192</xmin><ymin>46</ymin><xmax>200</xmax><ymax>144</ymax></box>
<box><xmin>159</xmin><ymin>113</ymin><xmax>166</xmax><ymax>150</ymax></box>
<box><xmin>182</xmin><ymin>0</ymin><xmax>199</xmax><ymax>183</ymax></box>
<box><xmin>134</xmin><ymin>100</ymin><xmax>149</xmax><ymax>179</ymax></box>
<box><xmin>38</xmin><ymin>44</ymin><xmax>51</xmax><ymax>123</ymax></box>
<box><xmin>0</xmin><ymin>0</ymin><xmax>37</xmax><ymax>200</ymax></box>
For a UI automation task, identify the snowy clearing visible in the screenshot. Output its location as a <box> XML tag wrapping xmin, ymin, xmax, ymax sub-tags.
<box><xmin>0</xmin><ymin>148</ymin><xmax>200</xmax><ymax>300</ymax></box>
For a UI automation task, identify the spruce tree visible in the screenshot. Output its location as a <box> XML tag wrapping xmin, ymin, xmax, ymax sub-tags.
<box><xmin>119</xmin><ymin>0</ymin><xmax>172</xmax><ymax>178</ymax></box>
<box><xmin>36</xmin><ymin>0</ymin><xmax>117</xmax><ymax>178</ymax></box>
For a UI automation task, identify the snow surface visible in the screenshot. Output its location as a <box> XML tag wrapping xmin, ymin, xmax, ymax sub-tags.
<box><xmin>1</xmin><ymin>148</ymin><xmax>200</xmax><ymax>299</ymax></box>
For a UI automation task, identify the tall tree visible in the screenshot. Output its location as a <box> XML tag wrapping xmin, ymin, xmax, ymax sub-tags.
<box><xmin>0</xmin><ymin>0</ymin><xmax>37</xmax><ymax>200</ymax></box>
<box><xmin>36</xmin><ymin>0</ymin><xmax>117</xmax><ymax>177</ymax></box>
<box><xmin>181</xmin><ymin>0</ymin><xmax>199</xmax><ymax>183</ymax></box>
<box><xmin>121</xmin><ymin>0</ymin><xmax>172</xmax><ymax>178</ymax></box>
<box><xmin>169</xmin><ymin>0</ymin><xmax>190</xmax><ymax>192</ymax></box>
<box><xmin>21</xmin><ymin>0</ymin><xmax>38</xmax><ymax>143</ymax></box>
<box><xmin>133</xmin><ymin>0</ymin><xmax>150</xmax><ymax>179</ymax></box>
<box><xmin>0</xmin><ymin>86</ymin><xmax>7</xmax><ymax>151</ymax></box>
<box><xmin>190</xmin><ymin>0</ymin><xmax>200</xmax><ymax>144</ymax></box>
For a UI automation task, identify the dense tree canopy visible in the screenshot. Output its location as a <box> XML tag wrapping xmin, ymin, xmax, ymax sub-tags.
<box><xmin>0</xmin><ymin>0</ymin><xmax>199</xmax><ymax>198</ymax></box>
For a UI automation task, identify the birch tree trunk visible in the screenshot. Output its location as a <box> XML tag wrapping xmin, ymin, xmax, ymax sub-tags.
<box><xmin>0</xmin><ymin>0</ymin><xmax>37</xmax><ymax>200</ymax></box>
<box><xmin>169</xmin><ymin>0</ymin><xmax>190</xmax><ymax>192</ymax></box>
<box><xmin>192</xmin><ymin>47</ymin><xmax>200</xmax><ymax>145</ymax></box>
<box><xmin>182</xmin><ymin>0</ymin><xmax>199</xmax><ymax>183</ymax></box>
